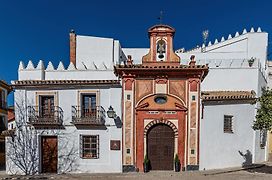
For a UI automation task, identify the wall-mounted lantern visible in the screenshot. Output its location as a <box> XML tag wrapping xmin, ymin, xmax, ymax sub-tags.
<box><xmin>107</xmin><ymin>106</ymin><xmax>116</xmax><ymax>119</ymax></box>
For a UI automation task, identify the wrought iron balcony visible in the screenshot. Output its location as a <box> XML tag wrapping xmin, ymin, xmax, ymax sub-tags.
<box><xmin>28</xmin><ymin>106</ymin><xmax>63</xmax><ymax>127</ymax></box>
<box><xmin>71</xmin><ymin>106</ymin><xmax>106</xmax><ymax>126</ymax></box>
<box><xmin>0</xmin><ymin>101</ymin><xmax>7</xmax><ymax>110</ymax></box>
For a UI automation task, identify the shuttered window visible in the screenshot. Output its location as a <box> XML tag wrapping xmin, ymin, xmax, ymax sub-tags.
<box><xmin>80</xmin><ymin>135</ymin><xmax>99</xmax><ymax>159</ymax></box>
<box><xmin>224</xmin><ymin>115</ymin><xmax>233</xmax><ymax>133</ymax></box>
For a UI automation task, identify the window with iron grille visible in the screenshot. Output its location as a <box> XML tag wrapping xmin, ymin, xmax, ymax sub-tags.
<box><xmin>80</xmin><ymin>135</ymin><xmax>99</xmax><ymax>159</ymax></box>
<box><xmin>224</xmin><ymin>115</ymin><xmax>233</xmax><ymax>133</ymax></box>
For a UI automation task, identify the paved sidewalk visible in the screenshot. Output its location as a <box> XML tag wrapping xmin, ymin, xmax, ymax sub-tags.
<box><xmin>202</xmin><ymin>163</ymin><xmax>266</xmax><ymax>175</ymax></box>
<box><xmin>0</xmin><ymin>162</ymin><xmax>272</xmax><ymax>180</ymax></box>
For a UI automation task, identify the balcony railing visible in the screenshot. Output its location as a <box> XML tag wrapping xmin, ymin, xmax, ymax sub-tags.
<box><xmin>28</xmin><ymin>106</ymin><xmax>63</xmax><ymax>127</ymax></box>
<box><xmin>71</xmin><ymin>106</ymin><xmax>105</xmax><ymax>126</ymax></box>
<box><xmin>0</xmin><ymin>101</ymin><xmax>7</xmax><ymax>110</ymax></box>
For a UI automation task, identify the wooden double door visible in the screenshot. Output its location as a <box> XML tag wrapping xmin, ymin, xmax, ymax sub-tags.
<box><xmin>147</xmin><ymin>124</ymin><xmax>174</xmax><ymax>170</ymax></box>
<box><xmin>41</xmin><ymin>136</ymin><xmax>58</xmax><ymax>173</ymax></box>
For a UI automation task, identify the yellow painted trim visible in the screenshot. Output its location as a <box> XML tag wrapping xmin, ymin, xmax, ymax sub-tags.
<box><xmin>77</xmin><ymin>90</ymin><xmax>100</xmax><ymax>107</ymax></box>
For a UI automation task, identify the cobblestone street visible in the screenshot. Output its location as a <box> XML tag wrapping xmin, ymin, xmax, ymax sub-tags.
<box><xmin>1</xmin><ymin>163</ymin><xmax>272</xmax><ymax>180</ymax></box>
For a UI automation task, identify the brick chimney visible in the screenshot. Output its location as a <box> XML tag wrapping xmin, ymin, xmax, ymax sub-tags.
<box><xmin>69</xmin><ymin>29</ymin><xmax>76</xmax><ymax>66</ymax></box>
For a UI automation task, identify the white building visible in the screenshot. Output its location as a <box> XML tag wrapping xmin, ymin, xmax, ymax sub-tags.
<box><xmin>7</xmin><ymin>33</ymin><xmax>123</xmax><ymax>174</ymax></box>
<box><xmin>121</xmin><ymin>26</ymin><xmax>268</xmax><ymax>170</ymax></box>
<box><xmin>189</xmin><ymin>27</ymin><xmax>268</xmax><ymax>170</ymax></box>
<box><xmin>8</xmin><ymin>25</ymin><xmax>269</xmax><ymax>174</ymax></box>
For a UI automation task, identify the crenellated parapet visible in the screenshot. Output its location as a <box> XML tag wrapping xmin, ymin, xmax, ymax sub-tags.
<box><xmin>174</xmin><ymin>27</ymin><xmax>268</xmax><ymax>70</ymax></box>
<box><xmin>18</xmin><ymin>60</ymin><xmax>45</xmax><ymax>81</ymax></box>
<box><xmin>18</xmin><ymin>60</ymin><xmax>117</xmax><ymax>81</ymax></box>
<box><xmin>177</xmin><ymin>27</ymin><xmax>265</xmax><ymax>54</ymax></box>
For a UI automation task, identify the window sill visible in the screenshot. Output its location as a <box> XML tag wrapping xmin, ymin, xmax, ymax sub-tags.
<box><xmin>224</xmin><ymin>131</ymin><xmax>234</xmax><ymax>134</ymax></box>
<box><xmin>81</xmin><ymin>157</ymin><xmax>99</xmax><ymax>159</ymax></box>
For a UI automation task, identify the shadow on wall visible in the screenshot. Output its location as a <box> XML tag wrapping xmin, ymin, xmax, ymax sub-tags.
<box><xmin>114</xmin><ymin>116</ymin><xmax>122</xmax><ymax>128</ymax></box>
<box><xmin>238</xmin><ymin>149</ymin><xmax>272</xmax><ymax>175</ymax></box>
<box><xmin>238</xmin><ymin>150</ymin><xmax>252</xmax><ymax>167</ymax></box>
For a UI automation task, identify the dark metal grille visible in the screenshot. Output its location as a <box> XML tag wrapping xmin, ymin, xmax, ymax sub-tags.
<box><xmin>71</xmin><ymin>106</ymin><xmax>105</xmax><ymax>125</ymax></box>
<box><xmin>80</xmin><ymin>135</ymin><xmax>99</xmax><ymax>159</ymax></box>
<box><xmin>224</xmin><ymin>115</ymin><xmax>233</xmax><ymax>133</ymax></box>
<box><xmin>28</xmin><ymin>106</ymin><xmax>63</xmax><ymax>125</ymax></box>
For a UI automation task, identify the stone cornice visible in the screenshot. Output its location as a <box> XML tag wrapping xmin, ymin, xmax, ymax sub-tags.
<box><xmin>12</xmin><ymin>80</ymin><xmax>121</xmax><ymax>89</ymax></box>
<box><xmin>114</xmin><ymin>64</ymin><xmax>209</xmax><ymax>81</ymax></box>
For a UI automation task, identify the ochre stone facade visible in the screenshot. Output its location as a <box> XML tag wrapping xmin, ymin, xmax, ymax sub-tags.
<box><xmin>114</xmin><ymin>24</ymin><xmax>208</xmax><ymax>171</ymax></box>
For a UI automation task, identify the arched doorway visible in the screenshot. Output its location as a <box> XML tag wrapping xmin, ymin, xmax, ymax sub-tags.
<box><xmin>147</xmin><ymin>124</ymin><xmax>174</xmax><ymax>170</ymax></box>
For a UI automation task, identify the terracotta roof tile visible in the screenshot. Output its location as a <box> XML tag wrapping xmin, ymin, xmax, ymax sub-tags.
<box><xmin>115</xmin><ymin>64</ymin><xmax>208</xmax><ymax>69</ymax></box>
<box><xmin>12</xmin><ymin>80</ymin><xmax>120</xmax><ymax>88</ymax></box>
<box><xmin>201</xmin><ymin>91</ymin><xmax>256</xmax><ymax>101</ymax></box>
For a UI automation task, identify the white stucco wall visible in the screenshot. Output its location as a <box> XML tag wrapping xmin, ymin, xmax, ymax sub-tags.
<box><xmin>253</xmin><ymin>130</ymin><xmax>266</xmax><ymax>163</ymax></box>
<box><xmin>45</xmin><ymin>70</ymin><xmax>117</xmax><ymax>80</ymax></box>
<box><xmin>122</xmin><ymin>48</ymin><xmax>149</xmax><ymax>63</ymax></box>
<box><xmin>76</xmin><ymin>36</ymin><xmax>114</xmax><ymax>68</ymax></box>
<box><xmin>76</xmin><ymin>36</ymin><xmax>123</xmax><ymax>68</ymax></box>
<box><xmin>201</xmin><ymin>67</ymin><xmax>259</xmax><ymax>92</ymax></box>
<box><xmin>55</xmin><ymin>126</ymin><xmax>122</xmax><ymax>173</ymax></box>
<box><xmin>18</xmin><ymin>65</ymin><xmax>118</xmax><ymax>81</ymax></box>
<box><xmin>200</xmin><ymin>102</ymin><xmax>256</xmax><ymax>170</ymax></box>
<box><xmin>8</xmin><ymin>83</ymin><xmax>122</xmax><ymax>174</ymax></box>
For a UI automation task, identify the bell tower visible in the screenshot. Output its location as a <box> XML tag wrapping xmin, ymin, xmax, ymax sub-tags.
<box><xmin>142</xmin><ymin>24</ymin><xmax>180</xmax><ymax>65</ymax></box>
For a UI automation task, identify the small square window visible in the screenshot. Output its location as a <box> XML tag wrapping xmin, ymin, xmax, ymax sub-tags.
<box><xmin>126</xmin><ymin>148</ymin><xmax>130</xmax><ymax>154</ymax></box>
<box><xmin>224</xmin><ymin>115</ymin><xmax>233</xmax><ymax>133</ymax></box>
<box><xmin>191</xmin><ymin>149</ymin><xmax>195</xmax><ymax>155</ymax></box>
<box><xmin>192</xmin><ymin>95</ymin><xmax>196</xmax><ymax>101</ymax></box>
<box><xmin>127</xmin><ymin>94</ymin><xmax>131</xmax><ymax>100</ymax></box>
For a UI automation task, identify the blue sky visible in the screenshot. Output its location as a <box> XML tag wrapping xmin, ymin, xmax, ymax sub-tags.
<box><xmin>0</xmin><ymin>0</ymin><xmax>271</xmax><ymax>104</ymax></box>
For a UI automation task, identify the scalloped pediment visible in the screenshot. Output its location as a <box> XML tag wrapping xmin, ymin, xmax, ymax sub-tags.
<box><xmin>136</xmin><ymin>94</ymin><xmax>187</xmax><ymax>111</ymax></box>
